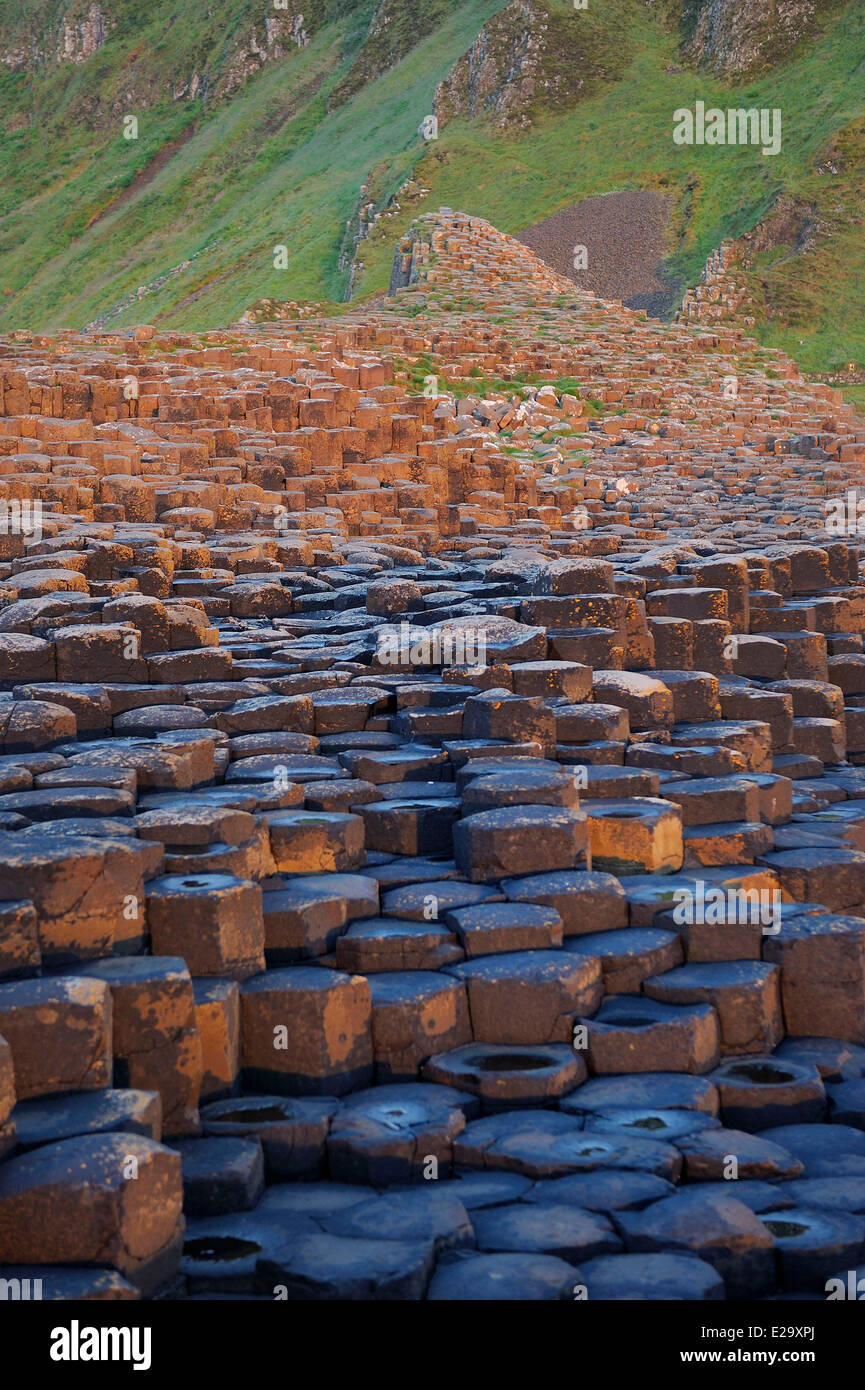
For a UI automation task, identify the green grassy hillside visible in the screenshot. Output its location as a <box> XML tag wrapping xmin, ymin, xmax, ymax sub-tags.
<box><xmin>0</xmin><ymin>0</ymin><xmax>862</xmax><ymax>381</ymax></box>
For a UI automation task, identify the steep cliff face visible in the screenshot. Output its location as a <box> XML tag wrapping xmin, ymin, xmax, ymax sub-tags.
<box><xmin>434</xmin><ymin>0</ymin><xmax>547</xmax><ymax>130</ymax></box>
<box><xmin>215</xmin><ymin>4</ymin><xmax>312</xmax><ymax>99</ymax></box>
<box><xmin>681</xmin><ymin>0</ymin><xmax>840</xmax><ymax>74</ymax></box>
<box><xmin>58</xmin><ymin>1</ymin><xmax>109</xmax><ymax>63</ymax></box>
<box><xmin>0</xmin><ymin>0</ymin><xmax>319</xmax><ymax>100</ymax></box>
<box><xmin>331</xmin><ymin>0</ymin><xmax>452</xmax><ymax>106</ymax></box>
<box><xmin>434</xmin><ymin>0</ymin><xmax>632</xmax><ymax>130</ymax></box>
<box><xmin>0</xmin><ymin>0</ymin><xmax>448</xmax><ymax>113</ymax></box>
<box><xmin>0</xmin><ymin>1</ymin><xmax>111</xmax><ymax>69</ymax></box>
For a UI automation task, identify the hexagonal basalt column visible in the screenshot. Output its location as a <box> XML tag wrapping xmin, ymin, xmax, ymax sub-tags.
<box><xmin>644</xmin><ymin>961</ymin><xmax>783</xmax><ymax>1056</ymax></box>
<box><xmin>367</xmin><ymin>971</ymin><xmax>471</xmax><ymax>1082</ymax></box>
<box><xmin>584</xmin><ymin>798</ymin><xmax>683</xmax><ymax>876</ymax></box>
<box><xmin>454</xmin><ymin>806</ymin><xmax>590</xmax><ymax>883</ymax></box>
<box><xmin>445</xmin><ymin>949</ymin><xmax>602</xmax><ymax>1046</ymax></box>
<box><xmin>0</xmin><ymin>1134</ymin><xmax>183</xmax><ymax>1296</ymax></box>
<box><xmin>240</xmin><ymin>967</ymin><xmax>373</xmax><ymax>1096</ymax></box>
<box><xmin>146</xmin><ymin>874</ymin><xmax>265</xmax><ymax>980</ymax></box>
<box><xmin>70</xmin><ymin>957</ymin><xmax>202</xmax><ymax>1135</ymax></box>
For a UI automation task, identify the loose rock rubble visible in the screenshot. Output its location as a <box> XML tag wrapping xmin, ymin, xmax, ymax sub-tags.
<box><xmin>517</xmin><ymin>190</ymin><xmax>679</xmax><ymax>318</ymax></box>
<box><xmin>0</xmin><ymin>210</ymin><xmax>865</xmax><ymax>1301</ymax></box>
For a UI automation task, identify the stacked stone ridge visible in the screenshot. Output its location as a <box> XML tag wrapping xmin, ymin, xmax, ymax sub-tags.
<box><xmin>1</xmin><ymin>209</ymin><xmax>865</xmax><ymax>1301</ymax></box>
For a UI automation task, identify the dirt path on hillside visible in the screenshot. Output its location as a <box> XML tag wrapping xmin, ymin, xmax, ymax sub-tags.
<box><xmin>85</xmin><ymin>126</ymin><xmax>197</xmax><ymax>230</ymax></box>
<box><xmin>517</xmin><ymin>189</ymin><xmax>681</xmax><ymax>318</ymax></box>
